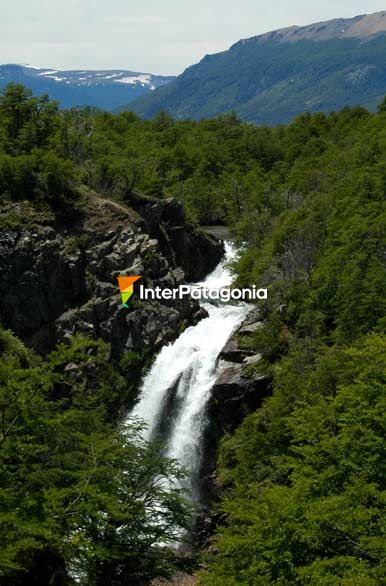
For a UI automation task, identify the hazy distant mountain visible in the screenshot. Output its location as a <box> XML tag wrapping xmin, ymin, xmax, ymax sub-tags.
<box><xmin>0</xmin><ymin>64</ymin><xmax>175</xmax><ymax>111</ymax></box>
<box><xmin>128</xmin><ymin>11</ymin><xmax>386</xmax><ymax>125</ymax></box>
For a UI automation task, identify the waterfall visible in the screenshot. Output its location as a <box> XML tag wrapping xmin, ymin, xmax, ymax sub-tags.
<box><xmin>129</xmin><ymin>242</ymin><xmax>249</xmax><ymax>500</ymax></box>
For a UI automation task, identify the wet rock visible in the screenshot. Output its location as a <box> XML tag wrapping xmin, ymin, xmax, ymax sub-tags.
<box><xmin>209</xmin><ymin>359</ymin><xmax>270</xmax><ymax>433</ymax></box>
<box><xmin>199</xmin><ymin>310</ymin><xmax>271</xmax><ymax>509</ymax></box>
<box><xmin>209</xmin><ymin>310</ymin><xmax>270</xmax><ymax>433</ymax></box>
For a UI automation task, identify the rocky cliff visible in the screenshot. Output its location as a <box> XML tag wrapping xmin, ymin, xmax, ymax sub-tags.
<box><xmin>0</xmin><ymin>194</ymin><xmax>223</xmax><ymax>356</ymax></box>
<box><xmin>131</xmin><ymin>194</ymin><xmax>222</xmax><ymax>281</ymax></box>
<box><xmin>193</xmin><ymin>308</ymin><xmax>271</xmax><ymax>546</ymax></box>
<box><xmin>208</xmin><ymin>308</ymin><xmax>270</xmax><ymax>436</ymax></box>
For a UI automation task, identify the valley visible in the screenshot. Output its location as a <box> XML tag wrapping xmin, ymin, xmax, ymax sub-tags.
<box><xmin>1</xmin><ymin>62</ymin><xmax>386</xmax><ymax>584</ymax></box>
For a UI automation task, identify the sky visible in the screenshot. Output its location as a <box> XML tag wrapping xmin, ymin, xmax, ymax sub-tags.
<box><xmin>2</xmin><ymin>1</ymin><xmax>386</xmax><ymax>75</ymax></box>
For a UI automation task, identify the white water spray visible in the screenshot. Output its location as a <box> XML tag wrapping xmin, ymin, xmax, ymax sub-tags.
<box><xmin>129</xmin><ymin>242</ymin><xmax>249</xmax><ymax>499</ymax></box>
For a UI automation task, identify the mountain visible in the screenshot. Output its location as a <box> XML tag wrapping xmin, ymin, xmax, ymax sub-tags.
<box><xmin>0</xmin><ymin>64</ymin><xmax>175</xmax><ymax>111</ymax></box>
<box><xmin>129</xmin><ymin>11</ymin><xmax>386</xmax><ymax>125</ymax></box>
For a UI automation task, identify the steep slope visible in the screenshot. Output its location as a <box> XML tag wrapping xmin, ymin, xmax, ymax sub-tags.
<box><xmin>129</xmin><ymin>11</ymin><xmax>386</xmax><ymax>125</ymax></box>
<box><xmin>0</xmin><ymin>64</ymin><xmax>174</xmax><ymax>110</ymax></box>
<box><xmin>0</xmin><ymin>195</ymin><xmax>222</xmax><ymax>355</ymax></box>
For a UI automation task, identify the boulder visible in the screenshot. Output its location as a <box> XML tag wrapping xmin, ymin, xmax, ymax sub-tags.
<box><xmin>219</xmin><ymin>339</ymin><xmax>255</xmax><ymax>363</ymax></box>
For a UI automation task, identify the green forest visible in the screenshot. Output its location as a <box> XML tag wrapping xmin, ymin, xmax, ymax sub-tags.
<box><xmin>1</xmin><ymin>83</ymin><xmax>386</xmax><ymax>584</ymax></box>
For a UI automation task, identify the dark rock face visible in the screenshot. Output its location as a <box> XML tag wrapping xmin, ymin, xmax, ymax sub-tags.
<box><xmin>0</xmin><ymin>196</ymin><xmax>221</xmax><ymax>355</ymax></box>
<box><xmin>199</xmin><ymin>310</ymin><xmax>271</xmax><ymax>506</ymax></box>
<box><xmin>0</xmin><ymin>226</ymin><xmax>87</xmax><ymax>350</ymax></box>
<box><xmin>208</xmin><ymin>310</ymin><xmax>270</xmax><ymax>434</ymax></box>
<box><xmin>210</xmin><ymin>361</ymin><xmax>270</xmax><ymax>432</ymax></box>
<box><xmin>191</xmin><ymin>310</ymin><xmax>271</xmax><ymax>548</ymax></box>
<box><xmin>131</xmin><ymin>196</ymin><xmax>224</xmax><ymax>281</ymax></box>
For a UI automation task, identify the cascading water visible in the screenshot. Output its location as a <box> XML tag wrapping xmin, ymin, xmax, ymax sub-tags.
<box><xmin>129</xmin><ymin>242</ymin><xmax>249</xmax><ymax>502</ymax></box>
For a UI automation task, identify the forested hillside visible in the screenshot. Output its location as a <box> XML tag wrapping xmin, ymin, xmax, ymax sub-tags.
<box><xmin>130</xmin><ymin>11</ymin><xmax>386</xmax><ymax>125</ymax></box>
<box><xmin>0</xmin><ymin>84</ymin><xmax>197</xmax><ymax>586</ymax></box>
<box><xmin>197</xmin><ymin>106</ymin><xmax>386</xmax><ymax>585</ymax></box>
<box><xmin>1</xmin><ymin>83</ymin><xmax>386</xmax><ymax>584</ymax></box>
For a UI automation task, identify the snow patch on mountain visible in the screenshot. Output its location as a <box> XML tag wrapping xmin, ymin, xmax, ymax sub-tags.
<box><xmin>14</xmin><ymin>67</ymin><xmax>168</xmax><ymax>90</ymax></box>
<box><xmin>0</xmin><ymin>63</ymin><xmax>175</xmax><ymax>111</ymax></box>
<box><xmin>115</xmin><ymin>74</ymin><xmax>155</xmax><ymax>90</ymax></box>
<box><xmin>38</xmin><ymin>70</ymin><xmax>59</xmax><ymax>76</ymax></box>
<box><xmin>23</xmin><ymin>64</ymin><xmax>43</xmax><ymax>70</ymax></box>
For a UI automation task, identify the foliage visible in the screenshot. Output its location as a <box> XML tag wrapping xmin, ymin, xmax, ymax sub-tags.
<box><xmin>194</xmin><ymin>99</ymin><xmax>386</xmax><ymax>584</ymax></box>
<box><xmin>2</xmin><ymin>83</ymin><xmax>386</xmax><ymax>583</ymax></box>
<box><xmin>0</xmin><ymin>85</ymin><xmax>75</xmax><ymax>205</ymax></box>
<box><xmin>198</xmin><ymin>336</ymin><xmax>386</xmax><ymax>585</ymax></box>
<box><xmin>0</xmin><ymin>334</ymin><xmax>190</xmax><ymax>585</ymax></box>
<box><xmin>128</xmin><ymin>34</ymin><xmax>386</xmax><ymax>125</ymax></box>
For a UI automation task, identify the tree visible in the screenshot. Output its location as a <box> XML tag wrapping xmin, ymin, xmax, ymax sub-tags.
<box><xmin>0</xmin><ymin>334</ymin><xmax>191</xmax><ymax>586</ymax></box>
<box><xmin>198</xmin><ymin>336</ymin><xmax>386</xmax><ymax>585</ymax></box>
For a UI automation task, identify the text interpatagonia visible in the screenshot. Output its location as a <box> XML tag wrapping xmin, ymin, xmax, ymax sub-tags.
<box><xmin>138</xmin><ymin>284</ymin><xmax>267</xmax><ymax>302</ymax></box>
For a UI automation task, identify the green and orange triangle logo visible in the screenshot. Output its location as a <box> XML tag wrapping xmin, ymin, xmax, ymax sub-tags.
<box><xmin>117</xmin><ymin>276</ymin><xmax>142</xmax><ymax>308</ymax></box>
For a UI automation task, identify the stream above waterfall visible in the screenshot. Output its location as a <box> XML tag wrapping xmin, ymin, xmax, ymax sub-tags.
<box><xmin>128</xmin><ymin>242</ymin><xmax>250</xmax><ymax>504</ymax></box>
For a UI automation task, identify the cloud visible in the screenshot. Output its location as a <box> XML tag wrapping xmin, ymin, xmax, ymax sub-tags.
<box><xmin>106</xmin><ymin>16</ymin><xmax>166</xmax><ymax>25</ymax></box>
<box><xmin>1</xmin><ymin>0</ymin><xmax>386</xmax><ymax>74</ymax></box>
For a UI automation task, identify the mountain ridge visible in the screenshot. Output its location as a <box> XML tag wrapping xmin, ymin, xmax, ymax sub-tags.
<box><xmin>128</xmin><ymin>11</ymin><xmax>386</xmax><ymax>125</ymax></box>
<box><xmin>236</xmin><ymin>10</ymin><xmax>386</xmax><ymax>46</ymax></box>
<box><xmin>0</xmin><ymin>64</ymin><xmax>175</xmax><ymax>111</ymax></box>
